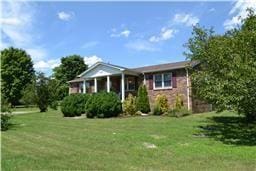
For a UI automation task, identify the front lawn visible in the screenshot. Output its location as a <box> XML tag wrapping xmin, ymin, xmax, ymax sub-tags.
<box><xmin>2</xmin><ymin>110</ymin><xmax>256</xmax><ymax>170</ymax></box>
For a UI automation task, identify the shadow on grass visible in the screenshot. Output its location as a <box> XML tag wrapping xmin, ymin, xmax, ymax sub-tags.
<box><xmin>197</xmin><ymin>115</ymin><xmax>256</xmax><ymax>146</ymax></box>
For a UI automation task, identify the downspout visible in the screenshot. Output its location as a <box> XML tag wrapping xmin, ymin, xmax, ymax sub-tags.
<box><xmin>143</xmin><ymin>72</ymin><xmax>146</xmax><ymax>85</ymax></box>
<box><xmin>186</xmin><ymin>68</ymin><xmax>190</xmax><ymax>110</ymax></box>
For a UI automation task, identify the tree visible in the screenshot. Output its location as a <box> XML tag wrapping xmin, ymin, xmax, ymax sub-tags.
<box><xmin>136</xmin><ymin>85</ymin><xmax>150</xmax><ymax>113</ymax></box>
<box><xmin>36</xmin><ymin>72</ymin><xmax>50</xmax><ymax>112</ymax></box>
<box><xmin>53</xmin><ymin>55</ymin><xmax>87</xmax><ymax>99</ymax></box>
<box><xmin>185</xmin><ymin>9</ymin><xmax>256</xmax><ymax>121</ymax></box>
<box><xmin>1</xmin><ymin>47</ymin><xmax>35</xmax><ymax>105</ymax></box>
<box><xmin>48</xmin><ymin>78</ymin><xmax>61</xmax><ymax>110</ymax></box>
<box><xmin>20</xmin><ymin>79</ymin><xmax>37</xmax><ymax>107</ymax></box>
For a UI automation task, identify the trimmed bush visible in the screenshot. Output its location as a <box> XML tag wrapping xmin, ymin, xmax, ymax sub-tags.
<box><xmin>123</xmin><ymin>94</ymin><xmax>137</xmax><ymax>116</ymax></box>
<box><xmin>85</xmin><ymin>91</ymin><xmax>122</xmax><ymax>118</ymax></box>
<box><xmin>153</xmin><ymin>94</ymin><xmax>169</xmax><ymax>115</ymax></box>
<box><xmin>136</xmin><ymin>85</ymin><xmax>150</xmax><ymax>113</ymax></box>
<box><xmin>61</xmin><ymin>94</ymin><xmax>90</xmax><ymax>117</ymax></box>
<box><xmin>168</xmin><ymin>107</ymin><xmax>192</xmax><ymax>118</ymax></box>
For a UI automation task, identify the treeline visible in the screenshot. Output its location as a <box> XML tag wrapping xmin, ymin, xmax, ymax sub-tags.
<box><xmin>1</xmin><ymin>47</ymin><xmax>87</xmax><ymax>112</ymax></box>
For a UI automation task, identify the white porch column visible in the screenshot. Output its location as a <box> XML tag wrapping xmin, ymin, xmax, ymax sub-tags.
<box><xmin>83</xmin><ymin>79</ymin><xmax>86</xmax><ymax>94</ymax></box>
<box><xmin>94</xmin><ymin>78</ymin><xmax>97</xmax><ymax>93</ymax></box>
<box><xmin>121</xmin><ymin>72</ymin><xmax>125</xmax><ymax>102</ymax></box>
<box><xmin>107</xmin><ymin>76</ymin><xmax>110</xmax><ymax>92</ymax></box>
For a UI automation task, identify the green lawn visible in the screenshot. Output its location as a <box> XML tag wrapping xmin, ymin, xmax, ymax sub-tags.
<box><xmin>2</xmin><ymin>110</ymin><xmax>256</xmax><ymax>170</ymax></box>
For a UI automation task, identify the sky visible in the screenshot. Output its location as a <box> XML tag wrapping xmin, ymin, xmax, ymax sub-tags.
<box><xmin>1</xmin><ymin>0</ymin><xmax>256</xmax><ymax>76</ymax></box>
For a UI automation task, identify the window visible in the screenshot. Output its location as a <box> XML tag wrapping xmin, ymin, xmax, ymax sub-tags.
<box><xmin>126</xmin><ymin>77</ymin><xmax>135</xmax><ymax>91</ymax></box>
<box><xmin>153</xmin><ymin>73</ymin><xmax>172</xmax><ymax>89</ymax></box>
<box><xmin>154</xmin><ymin>74</ymin><xmax>162</xmax><ymax>88</ymax></box>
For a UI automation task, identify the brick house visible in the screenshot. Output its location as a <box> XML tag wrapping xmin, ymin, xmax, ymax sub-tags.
<box><xmin>68</xmin><ymin>61</ymin><xmax>211</xmax><ymax>113</ymax></box>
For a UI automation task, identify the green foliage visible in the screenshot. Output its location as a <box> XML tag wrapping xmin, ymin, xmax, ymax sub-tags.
<box><xmin>153</xmin><ymin>94</ymin><xmax>169</xmax><ymax>115</ymax></box>
<box><xmin>61</xmin><ymin>94</ymin><xmax>89</xmax><ymax>117</ymax></box>
<box><xmin>1</xmin><ymin>97</ymin><xmax>12</xmax><ymax>131</ymax></box>
<box><xmin>49</xmin><ymin>101</ymin><xmax>58</xmax><ymax>110</ymax></box>
<box><xmin>168</xmin><ymin>107</ymin><xmax>192</xmax><ymax>118</ymax></box>
<box><xmin>53</xmin><ymin>55</ymin><xmax>87</xmax><ymax>100</ymax></box>
<box><xmin>36</xmin><ymin>73</ymin><xmax>50</xmax><ymax>112</ymax></box>
<box><xmin>20</xmin><ymin>81</ymin><xmax>37</xmax><ymax>107</ymax></box>
<box><xmin>1</xmin><ymin>114</ymin><xmax>12</xmax><ymax>131</ymax></box>
<box><xmin>48</xmin><ymin>78</ymin><xmax>61</xmax><ymax>109</ymax></box>
<box><xmin>1</xmin><ymin>47</ymin><xmax>35</xmax><ymax>105</ymax></box>
<box><xmin>136</xmin><ymin>85</ymin><xmax>150</xmax><ymax>113</ymax></box>
<box><xmin>85</xmin><ymin>91</ymin><xmax>122</xmax><ymax>118</ymax></box>
<box><xmin>174</xmin><ymin>94</ymin><xmax>184</xmax><ymax>110</ymax></box>
<box><xmin>123</xmin><ymin>94</ymin><xmax>137</xmax><ymax>116</ymax></box>
<box><xmin>153</xmin><ymin>103</ymin><xmax>162</xmax><ymax>116</ymax></box>
<box><xmin>185</xmin><ymin>9</ymin><xmax>256</xmax><ymax>121</ymax></box>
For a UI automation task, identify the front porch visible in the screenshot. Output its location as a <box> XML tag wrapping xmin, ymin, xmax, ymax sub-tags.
<box><xmin>68</xmin><ymin>62</ymin><xmax>141</xmax><ymax>101</ymax></box>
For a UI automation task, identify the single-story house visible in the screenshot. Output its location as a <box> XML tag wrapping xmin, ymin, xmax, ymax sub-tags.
<box><xmin>68</xmin><ymin>61</ymin><xmax>211</xmax><ymax>113</ymax></box>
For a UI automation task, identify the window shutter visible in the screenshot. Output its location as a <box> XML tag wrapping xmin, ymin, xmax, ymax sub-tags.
<box><xmin>148</xmin><ymin>74</ymin><xmax>153</xmax><ymax>90</ymax></box>
<box><xmin>172</xmin><ymin>72</ymin><xmax>177</xmax><ymax>88</ymax></box>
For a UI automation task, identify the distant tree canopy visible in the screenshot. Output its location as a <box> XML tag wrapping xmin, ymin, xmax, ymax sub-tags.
<box><xmin>185</xmin><ymin>9</ymin><xmax>256</xmax><ymax>121</ymax></box>
<box><xmin>1</xmin><ymin>47</ymin><xmax>35</xmax><ymax>106</ymax></box>
<box><xmin>53</xmin><ymin>55</ymin><xmax>87</xmax><ymax>99</ymax></box>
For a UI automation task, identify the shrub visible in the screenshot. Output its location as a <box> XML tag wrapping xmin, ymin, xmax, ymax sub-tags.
<box><xmin>174</xmin><ymin>93</ymin><xmax>184</xmax><ymax>110</ymax></box>
<box><xmin>61</xmin><ymin>94</ymin><xmax>90</xmax><ymax>117</ymax></box>
<box><xmin>1</xmin><ymin>98</ymin><xmax>12</xmax><ymax>131</ymax></box>
<box><xmin>136</xmin><ymin>85</ymin><xmax>150</xmax><ymax>113</ymax></box>
<box><xmin>123</xmin><ymin>94</ymin><xmax>137</xmax><ymax>116</ymax></box>
<box><xmin>168</xmin><ymin>107</ymin><xmax>192</xmax><ymax>118</ymax></box>
<box><xmin>50</xmin><ymin>101</ymin><xmax>58</xmax><ymax>110</ymax></box>
<box><xmin>1</xmin><ymin>114</ymin><xmax>12</xmax><ymax>131</ymax></box>
<box><xmin>153</xmin><ymin>94</ymin><xmax>169</xmax><ymax>115</ymax></box>
<box><xmin>153</xmin><ymin>103</ymin><xmax>162</xmax><ymax>115</ymax></box>
<box><xmin>85</xmin><ymin>91</ymin><xmax>122</xmax><ymax>118</ymax></box>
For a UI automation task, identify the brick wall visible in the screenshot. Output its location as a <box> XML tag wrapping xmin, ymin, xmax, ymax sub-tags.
<box><xmin>144</xmin><ymin>69</ymin><xmax>192</xmax><ymax>110</ymax></box>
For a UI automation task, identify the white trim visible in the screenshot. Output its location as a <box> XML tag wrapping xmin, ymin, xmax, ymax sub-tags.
<box><xmin>78</xmin><ymin>62</ymin><xmax>126</xmax><ymax>77</ymax></box>
<box><xmin>153</xmin><ymin>72</ymin><xmax>172</xmax><ymax>90</ymax></box>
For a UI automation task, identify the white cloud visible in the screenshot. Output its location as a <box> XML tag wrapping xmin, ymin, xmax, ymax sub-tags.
<box><xmin>110</xmin><ymin>29</ymin><xmax>131</xmax><ymax>38</ymax></box>
<box><xmin>173</xmin><ymin>13</ymin><xmax>199</xmax><ymax>27</ymax></box>
<box><xmin>149</xmin><ymin>27</ymin><xmax>177</xmax><ymax>43</ymax></box>
<box><xmin>57</xmin><ymin>11</ymin><xmax>73</xmax><ymax>21</ymax></box>
<box><xmin>1</xmin><ymin>1</ymin><xmax>48</xmax><ymax>67</ymax></box>
<box><xmin>125</xmin><ymin>40</ymin><xmax>159</xmax><ymax>52</ymax></box>
<box><xmin>224</xmin><ymin>0</ymin><xmax>256</xmax><ymax>30</ymax></box>
<box><xmin>84</xmin><ymin>55</ymin><xmax>103</xmax><ymax>67</ymax></box>
<box><xmin>34</xmin><ymin>59</ymin><xmax>60</xmax><ymax>70</ymax></box>
<box><xmin>81</xmin><ymin>41</ymin><xmax>99</xmax><ymax>49</ymax></box>
<box><xmin>0</xmin><ymin>18</ymin><xmax>21</xmax><ymax>25</ymax></box>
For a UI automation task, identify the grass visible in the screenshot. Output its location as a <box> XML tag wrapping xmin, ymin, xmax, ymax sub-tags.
<box><xmin>2</xmin><ymin>110</ymin><xmax>256</xmax><ymax>170</ymax></box>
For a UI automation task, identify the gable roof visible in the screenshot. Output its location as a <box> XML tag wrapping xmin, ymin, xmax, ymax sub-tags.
<box><xmin>131</xmin><ymin>61</ymin><xmax>196</xmax><ymax>73</ymax></box>
<box><xmin>77</xmin><ymin>62</ymin><xmax>127</xmax><ymax>77</ymax></box>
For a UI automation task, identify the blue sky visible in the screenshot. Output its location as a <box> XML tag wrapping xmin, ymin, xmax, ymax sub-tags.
<box><xmin>1</xmin><ymin>1</ymin><xmax>255</xmax><ymax>75</ymax></box>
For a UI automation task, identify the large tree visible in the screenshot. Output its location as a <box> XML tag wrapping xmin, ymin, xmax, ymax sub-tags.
<box><xmin>53</xmin><ymin>55</ymin><xmax>87</xmax><ymax>99</ymax></box>
<box><xmin>1</xmin><ymin>47</ymin><xmax>35</xmax><ymax>105</ymax></box>
<box><xmin>185</xmin><ymin>9</ymin><xmax>256</xmax><ymax>121</ymax></box>
<box><xmin>36</xmin><ymin>72</ymin><xmax>50</xmax><ymax>112</ymax></box>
